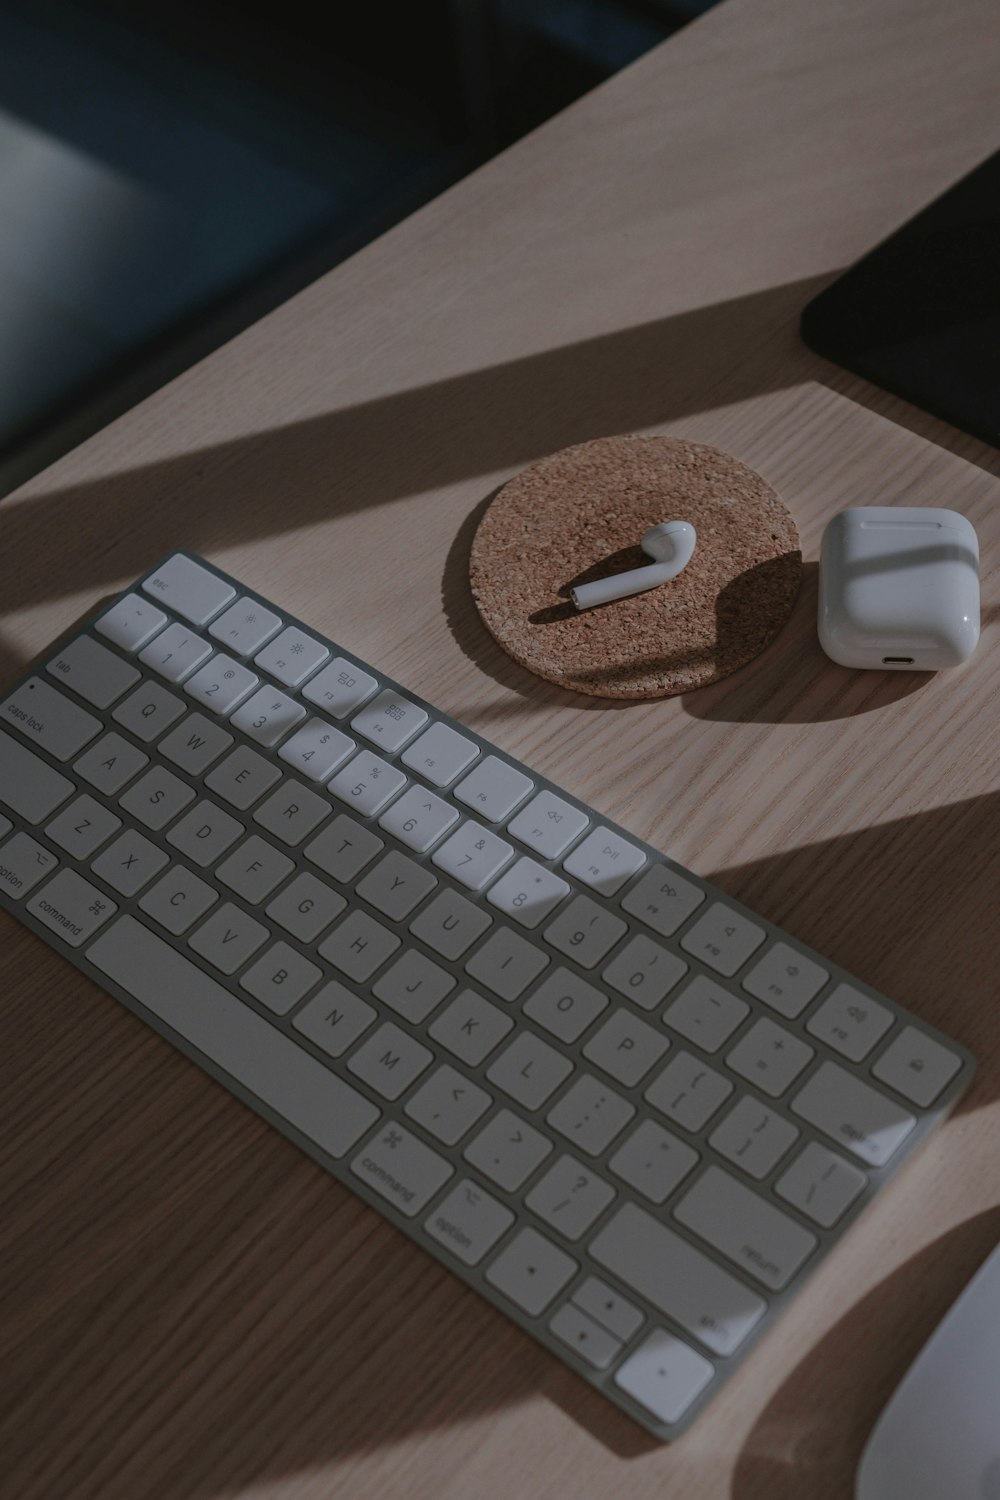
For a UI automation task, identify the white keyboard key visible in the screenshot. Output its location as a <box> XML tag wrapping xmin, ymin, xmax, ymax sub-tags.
<box><xmin>278</xmin><ymin>718</ymin><xmax>354</xmax><ymax>781</ymax></box>
<box><xmin>464</xmin><ymin>928</ymin><xmax>549</xmax><ymax>1002</ymax></box>
<box><xmin>90</xmin><ymin>829</ymin><xmax>169</xmax><ymax>897</ymax></box>
<box><xmin>319</xmin><ymin>909</ymin><xmax>400</xmax><ymax>983</ymax></box>
<box><xmin>184</xmin><ymin>654</ymin><xmax>258</xmax><ymax>715</ymax></box>
<box><xmin>167</xmin><ymin>800</ymin><xmax>244</xmax><ymax>867</ymax></box>
<box><xmin>188</xmin><ymin>902</ymin><xmax>269</xmax><ymax>975</ymax></box>
<box><xmin>265</xmin><ymin>872</ymin><xmax>345</xmax><ymax>940</ymax></box>
<box><xmin>680</xmin><ymin>902</ymin><xmax>766</xmax><ymax>977</ymax></box>
<box><xmin>302</xmin><ymin>657</ymin><xmax>378</xmax><ymax>719</ymax></box>
<box><xmin>2</xmin><ymin>678</ymin><xmax>101</xmax><ymax>761</ymax></box>
<box><xmin>254</xmin><ymin>627</ymin><xmax>328</xmax><ymax>687</ymax></box>
<box><xmin>46</xmin><ymin>794</ymin><xmax>121</xmax><ymax>860</ymax></box>
<box><xmin>158</xmin><ymin>713</ymin><xmax>233</xmax><ymax>776</ymax></box>
<box><xmin>95</xmin><ymin>593</ymin><xmax>167</xmax><ymax>653</ymax></box>
<box><xmin>400</xmin><ymin>722</ymin><xmax>479</xmax><ymax>786</ymax></box>
<box><xmin>675</xmin><ymin>1166</ymin><xmax>817</xmax><ymax>1291</ymax></box>
<box><xmin>305</xmin><ymin>813</ymin><xmax>383</xmax><ymax>883</ymax></box>
<box><xmin>428</xmin><ymin>989</ymin><xmax>513</xmax><ymax>1065</ymax></box>
<box><xmin>590</xmin><ymin>1203</ymin><xmax>765</xmax><ymax>1356</ymax></box>
<box><xmin>119</xmin><ymin>766</ymin><xmax>196</xmax><ymax>830</ymax></box>
<box><xmin>572</xmin><ymin>1277</ymin><xmax>643</xmax><ymax>1341</ymax></box>
<box><xmin>347</xmin><ymin>1020</ymin><xmax>434</xmax><ymax>1104</ymax></box>
<box><xmin>351</xmin><ymin>1122</ymin><xmax>449</xmax><ymax>1213</ymax></box>
<box><xmin>806</xmin><ymin>983</ymin><xmax>894</xmax><ymax>1062</ymax></box>
<box><xmin>253</xmin><ymin>779</ymin><xmax>331</xmax><ymax>845</ymax></box>
<box><xmin>708</xmin><ymin>1097</ymin><xmax>799</xmax><ymax>1180</ymax></box>
<box><xmin>486</xmin><ymin>1227</ymin><xmax>577</xmax><ymax>1316</ymax></box>
<box><xmin>620</xmin><ymin>865</ymin><xmax>705</xmax><ymax>936</ymax></box>
<box><xmin>240</xmin><ymin>942</ymin><xmax>321</xmax><ymax>1015</ymax></box>
<box><xmin>644</xmin><ymin>1051</ymin><xmax>733</xmax><ymax>1133</ymax></box>
<box><xmin>47</xmin><ymin>635</ymin><xmax>140</xmax><ymax>709</ymax></box>
<box><xmin>522</xmin><ymin>967</ymin><xmax>608</xmax><ymax>1043</ymax></box>
<box><xmin>454</xmin><ymin>756</ymin><xmax>534</xmax><ymax>822</ymax></box>
<box><xmin>608</xmin><ymin>1120</ymin><xmax>699</xmax><ymax>1204</ymax></box>
<box><xmin>142</xmin><ymin>554</ymin><xmax>235</xmax><ymax>625</ymax></box>
<box><xmin>549</xmin><ymin>1304</ymin><xmax>621</xmax><ymax>1370</ymax></box>
<box><xmin>872</xmin><ymin>1026</ymin><xmax>963</xmax><ymax>1108</ymax></box>
<box><xmin>544</xmin><ymin>894</ymin><xmax>627</xmax><ymax>968</ymax></box>
<box><xmin>507</xmin><ymin>791</ymin><xmax>589</xmax><ymax>860</ymax></box>
<box><xmin>208</xmin><ymin>597</ymin><xmax>282</xmax><ymax>656</ymax></box>
<box><xmin>405</xmin><ymin>1067</ymin><xmax>492</xmax><ymax>1145</ymax></box>
<box><xmin>775</xmin><ymin>1142</ymin><xmax>868</xmax><ymax>1228</ymax></box>
<box><xmin>487</xmin><ymin>858</ymin><xmax>569</xmax><ymax>929</ymax></box>
<box><xmin>27</xmin><ymin>869</ymin><xmax>117</xmax><ymax>947</ymax></box>
<box><xmin>138</xmin><ymin>865</ymin><xmax>218</xmax><ymax>934</ymax></box>
<box><xmin>328</xmin><ymin>751</ymin><xmax>407</xmax><ymax>818</ymax></box>
<box><xmin>74</xmin><ymin>732</ymin><xmax>149</xmax><ymax>795</ymax></box>
<box><xmin>742</xmin><ymin>941</ymin><xmax>829</xmax><ymax>1019</ymax></box>
<box><xmin>432</xmin><ymin>821</ymin><xmax>513</xmax><ymax>890</ymax></box>
<box><xmin>293</xmin><ymin>982</ymin><xmax>376</xmax><ymax>1058</ymax></box>
<box><xmin>372</xmin><ymin>949</ymin><xmax>455</xmax><ymax>1025</ymax></box>
<box><xmin>378</xmin><ymin>784</ymin><xmax>459</xmax><ymax>852</ymax></box>
<box><xmin>230</xmin><ymin>687</ymin><xmax>306</xmax><ymax>748</ymax></box>
<box><xmin>356</xmin><ymin>851</ymin><xmax>438</xmax><ymax>922</ymax></box>
<box><xmin>351</xmin><ymin>689</ymin><xmax>428</xmax><ymax>753</ymax></box>
<box><xmin>0</xmin><ymin>832</ymin><xmax>59</xmax><ymax>898</ymax></box>
<box><xmin>546</xmin><ymin>1074</ymin><xmax>635</xmax><ymax>1156</ymax></box>
<box><xmin>205</xmin><ymin>745</ymin><xmax>282</xmax><ymax>810</ymax></box>
<box><xmin>615</xmin><ymin>1331</ymin><xmax>714</xmax><ymax>1426</ymax></box>
<box><xmin>602</xmin><ymin>935</ymin><xmax>688</xmax><ymax>1010</ymax></box>
<box><xmin>425</xmin><ymin>1179</ymin><xmax>514</xmax><ymax>1264</ymax></box>
<box><xmin>663</xmin><ymin>976</ymin><xmax>749</xmax><ymax>1054</ymax></box>
<box><xmin>463</xmin><ymin>1108</ymin><xmax>552</xmax><ymax>1191</ymax></box>
<box><xmin>88</xmin><ymin>916</ymin><xmax>379</xmax><ymax>1158</ymax></box>
<box><xmin>112</xmin><ymin>681</ymin><xmax>186</xmax><ymax>743</ymax></box>
<box><xmin>409</xmin><ymin>889</ymin><xmax>492</xmax><ymax>961</ymax></box>
<box><xmin>0</xmin><ymin>731</ymin><xmax>74</xmax><ymax>823</ymax></box>
<box><xmin>791</xmin><ymin>1061</ymin><xmax>916</xmax><ymax>1166</ymax></box>
<box><xmin>562</xmin><ymin>827</ymin><xmax>645</xmax><ymax>897</ymax></box>
<box><xmin>726</xmin><ymin>1017</ymin><xmax>814</xmax><ymax>1097</ymax></box>
<box><xmin>139</xmin><ymin>623</ymin><xmax>212</xmax><ymax>683</ymax></box>
<box><xmin>486</xmin><ymin>1031</ymin><xmax>574</xmax><ymax>1109</ymax></box>
<box><xmin>582</xmin><ymin>1009</ymin><xmax>668</xmax><ymax>1087</ymax></box>
<box><xmin>524</xmin><ymin>1155</ymin><xmax>616</xmax><ymax>1240</ymax></box>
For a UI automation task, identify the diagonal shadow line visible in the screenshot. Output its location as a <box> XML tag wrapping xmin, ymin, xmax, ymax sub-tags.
<box><xmin>0</xmin><ymin>274</ymin><xmax>832</xmax><ymax>616</ymax></box>
<box><xmin>705</xmin><ymin>792</ymin><xmax>999</xmax><ymax>1101</ymax></box>
<box><xmin>0</xmin><ymin>788</ymin><xmax>996</xmax><ymax>1498</ymax></box>
<box><xmin>732</xmin><ymin>1209</ymin><xmax>1000</xmax><ymax>1500</ymax></box>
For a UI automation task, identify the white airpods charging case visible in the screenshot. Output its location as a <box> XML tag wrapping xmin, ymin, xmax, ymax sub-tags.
<box><xmin>818</xmin><ymin>507</ymin><xmax>980</xmax><ymax>670</ymax></box>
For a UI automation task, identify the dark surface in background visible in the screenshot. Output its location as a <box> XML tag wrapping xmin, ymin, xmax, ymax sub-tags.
<box><xmin>800</xmin><ymin>145</ymin><xmax>1000</xmax><ymax>448</ymax></box>
<box><xmin>0</xmin><ymin>0</ymin><xmax>716</xmax><ymax>487</ymax></box>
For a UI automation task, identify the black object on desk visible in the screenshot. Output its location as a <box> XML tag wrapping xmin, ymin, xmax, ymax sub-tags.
<box><xmin>801</xmin><ymin>147</ymin><xmax>1000</xmax><ymax>447</ymax></box>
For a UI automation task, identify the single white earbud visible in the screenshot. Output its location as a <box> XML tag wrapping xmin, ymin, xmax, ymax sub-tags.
<box><xmin>571</xmin><ymin>520</ymin><xmax>697</xmax><ymax>610</ymax></box>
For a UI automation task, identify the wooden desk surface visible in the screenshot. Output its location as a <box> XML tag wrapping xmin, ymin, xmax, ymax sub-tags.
<box><xmin>3</xmin><ymin>1</ymin><xmax>1000</xmax><ymax>1495</ymax></box>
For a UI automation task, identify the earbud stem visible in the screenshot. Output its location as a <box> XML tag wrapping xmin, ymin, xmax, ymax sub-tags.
<box><xmin>571</xmin><ymin>562</ymin><xmax>680</xmax><ymax>610</ymax></box>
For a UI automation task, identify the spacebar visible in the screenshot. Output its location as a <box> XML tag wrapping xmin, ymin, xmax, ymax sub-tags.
<box><xmin>87</xmin><ymin>915</ymin><xmax>381</xmax><ymax>1158</ymax></box>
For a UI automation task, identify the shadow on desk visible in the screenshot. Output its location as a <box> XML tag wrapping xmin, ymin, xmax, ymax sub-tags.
<box><xmin>732</xmin><ymin>1207</ymin><xmax>1000</xmax><ymax>1500</ymax></box>
<box><xmin>1</xmin><ymin>788</ymin><xmax>998</xmax><ymax>1497</ymax></box>
<box><xmin>0</xmin><ymin>274</ymin><xmax>830</xmax><ymax>617</ymax></box>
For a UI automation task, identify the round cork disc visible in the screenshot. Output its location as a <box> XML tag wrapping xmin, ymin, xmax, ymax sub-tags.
<box><xmin>469</xmin><ymin>435</ymin><xmax>801</xmax><ymax>699</ymax></box>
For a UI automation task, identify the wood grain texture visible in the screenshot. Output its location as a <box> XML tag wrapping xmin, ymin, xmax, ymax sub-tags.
<box><xmin>2</xmin><ymin>0</ymin><xmax>1000</xmax><ymax>1496</ymax></box>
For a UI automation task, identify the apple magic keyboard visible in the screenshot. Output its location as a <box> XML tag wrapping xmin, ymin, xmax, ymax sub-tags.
<box><xmin>0</xmin><ymin>552</ymin><xmax>974</xmax><ymax>1438</ymax></box>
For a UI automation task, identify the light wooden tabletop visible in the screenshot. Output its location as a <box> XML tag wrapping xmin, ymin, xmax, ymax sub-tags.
<box><xmin>3</xmin><ymin>0</ymin><xmax>1000</xmax><ymax>1496</ymax></box>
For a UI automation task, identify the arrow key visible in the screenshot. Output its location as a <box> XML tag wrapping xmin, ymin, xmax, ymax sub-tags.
<box><xmin>549</xmin><ymin>1303</ymin><xmax>622</xmax><ymax>1369</ymax></box>
<box><xmin>486</xmin><ymin>1226</ymin><xmax>577</xmax><ymax>1316</ymax></box>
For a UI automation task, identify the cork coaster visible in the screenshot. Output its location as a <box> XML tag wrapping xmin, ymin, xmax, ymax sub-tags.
<box><xmin>469</xmin><ymin>435</ymin><xmax>802</xmax><ymax>699</ymax></box>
